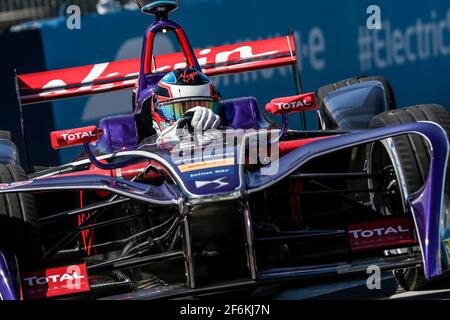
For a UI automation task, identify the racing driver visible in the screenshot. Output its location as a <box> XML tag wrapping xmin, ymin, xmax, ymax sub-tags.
<box><xmin>150</xmin><ymin>68</ymin><xmax>222</xmax><ymax>143</ymax></box>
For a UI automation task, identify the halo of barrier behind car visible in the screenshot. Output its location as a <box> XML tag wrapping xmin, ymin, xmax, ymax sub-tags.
<box><xmin>0</xmin><ymin>0</ymin><xmax>450</xmax><ymax>299</ymax></box>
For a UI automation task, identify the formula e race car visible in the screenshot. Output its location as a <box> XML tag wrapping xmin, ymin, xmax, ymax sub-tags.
<box><xmin>1</xmin><ymin>0</ymin><xmax>450</xmax><ymax>300</ymax></box>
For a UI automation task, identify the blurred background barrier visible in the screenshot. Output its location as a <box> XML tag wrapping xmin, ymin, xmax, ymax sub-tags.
<box><xmin>0</xmin><ymin>0</ymin><xmax>133</xmax><ymax>30</ymax></box>
<box><xmin>1</xmin><ymin>0</ymin><xmax>450</xmax><ymax>166</ymax></box>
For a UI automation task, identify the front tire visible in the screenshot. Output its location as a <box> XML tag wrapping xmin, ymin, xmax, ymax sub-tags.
<box><xmin>369</xmin><ymin>104</ymin><xmax>450</xmax><ymax>291</ymax></box>
<box><xmin>0</xmin><ymin>164</ymin><xmax>41</xmax><ymax>270</ymax></box>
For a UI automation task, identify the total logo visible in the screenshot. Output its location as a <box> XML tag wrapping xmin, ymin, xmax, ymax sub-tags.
<box><xmin>60</xmin><ymin>130</ymin><xmax>96</xmax><ymax>142</ymax></box>
<box><xmin>265</xmin><ymin>92</ymin><xmax>317</xmax><ymax>115</ymax></box>
<box><xmin>347</xmin><ymin>217</ymin><xmax>415</xmax><ymax>252</ymax></box>
<box><xmin>274</xmin><ymin>99</ymin><xmax>313</xmax><ymax>111</ymax></box>
<box><xmin>348</xmin><ymin>225</ymin><xmax>410</xmax><ymax>239</ymax></box>
<box><xmin>50</xmin><ymin>126</ymin><xmax>99</xmax><ymax>150</ymax></box>
<box><xmin>21</xmin><ymin>264</ymin><xmax>90</xmax><ymax>300</ymax></box>
<box><xmin>23</xmin><ymin>271</ymin><xmax>85</xmax><ymax>287</ymax></box>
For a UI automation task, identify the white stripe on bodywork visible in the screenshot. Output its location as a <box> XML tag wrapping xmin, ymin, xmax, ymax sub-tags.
<box><xmin>39</xmin><ymin>63</ymin><xmax>110</xmax><ymax>97</ymax></box>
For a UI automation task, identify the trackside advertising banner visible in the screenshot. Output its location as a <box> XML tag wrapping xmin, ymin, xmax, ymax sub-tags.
<box><xmin>3</xmin><ymin>0</ymin><xmax>450</xmax><ymax>164</ymax></box>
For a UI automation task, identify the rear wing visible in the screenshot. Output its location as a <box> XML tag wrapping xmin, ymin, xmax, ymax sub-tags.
<box><xmin>17</xmin><ymin>35</ymin><xmax>298</xmax><ymax>105</ymax></box>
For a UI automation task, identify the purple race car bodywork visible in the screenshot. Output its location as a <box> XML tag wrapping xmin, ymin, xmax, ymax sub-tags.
<box><xmin>1</xmin><ymin>1</ymin><xmax>449</xmax><ymax>300</ymax></box>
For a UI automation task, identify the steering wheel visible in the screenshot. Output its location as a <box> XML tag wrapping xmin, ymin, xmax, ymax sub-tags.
<box><xmin>176</xmin><ymin>111</ymin><xmax>230</xmax><ymax>134</ymax></box>
<box><xmin>176</xmin><ymin>113</ymin><xmax>194</xmax><ymax>134</ymax></box>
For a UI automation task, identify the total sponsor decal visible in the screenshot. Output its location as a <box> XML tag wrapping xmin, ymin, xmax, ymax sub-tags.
<box><xmin>275</xmin><ymin>101</ymin><xmax>311</xmax><ymax>111</ymax></box>
<box><xmin>21</xmin><ymin>264</ymin><xmax>90</xmax><ymax>300</ymax></box>
<box><xmin>347</xmin><ymin>217</ymin><xmax>416</xmax><ymax>251</ymax></box>
<box><xmin>265</xmin><ymin>92</ymin><xmax>317</xmax><ymax>115</ymax></box>
<box><xmin>50</xmin><ymin>126</ymin><xmax>101</xmax><ymax>149</ymax></box>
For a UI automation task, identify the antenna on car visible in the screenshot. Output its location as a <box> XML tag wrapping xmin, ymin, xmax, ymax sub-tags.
<box><xmin>135</xmin><ymin>0</ymin><xmax>180</xmax><ymax>21</ymax></box>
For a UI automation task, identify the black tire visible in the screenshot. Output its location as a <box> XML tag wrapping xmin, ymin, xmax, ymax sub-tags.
<box><xmin>0</xmin><ymin>130</ymin><xmax>12</xmax><ymax>141</ymax></box>
<box><xmin>393</xmin><ymin>268</ymin><xmax>428</xmax><ymax>292</ymax></box>
<box><xmin>369</xmin><ymin>104</ymin><xmax>450</xmax><ymax>291</ymax></box>
<box><xmin>0</xmin><ymin>164</ymin><xmax>41</xmax><ymax>270</ymax></box>
<box><xmin>317</xmin><ymin>76</ymin><xmax>397</xmax><ymax>129</ymax></box>
<box><xmin>370</xmin><ymin>104</ymin><xmax>450</xmax><ymax>194</ymax></box>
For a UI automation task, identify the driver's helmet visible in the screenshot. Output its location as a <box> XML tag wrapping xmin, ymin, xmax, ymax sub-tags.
<box><xmin>153</xmin><ymin>68</ymin><xmax>220</xmax><ymax>128</ymax></box>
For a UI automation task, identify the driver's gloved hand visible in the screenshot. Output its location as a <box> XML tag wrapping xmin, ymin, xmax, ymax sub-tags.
<box><xmin>188</xmin><ymin>106</ymin><xmax>221</xmax><ymax>131</ymax></box>
<box><xmin>156</xmin><ymin>107</ymin><xmax>221</xmax><ymax>145</ymax></box>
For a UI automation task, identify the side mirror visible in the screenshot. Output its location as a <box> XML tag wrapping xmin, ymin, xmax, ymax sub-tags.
<box><xmin>265</xmin><ymin>92</ymin><xmax>317</xmax><ymax>115</ymax></box>
<box><xmin>50</xmin><ymin>126</ymin><xmax>101</xmax><ymax>150</ymax></box>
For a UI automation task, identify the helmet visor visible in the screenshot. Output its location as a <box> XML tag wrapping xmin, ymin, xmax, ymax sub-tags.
<box><xmin>155</xmin><ymin>97</ymin><xmax>220</xmax><ymax>122</ymax></box>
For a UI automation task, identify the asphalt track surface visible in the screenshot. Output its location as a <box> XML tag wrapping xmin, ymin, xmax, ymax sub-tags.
<box><xmin>273</xmin><ymin>273</ymin><xmax>450</xmax><ymax>300</ymax></box>
<box><xmin>105</xmin><ymin>271</ymin><xmax>450</xmax><ymax>300</ymax></box>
